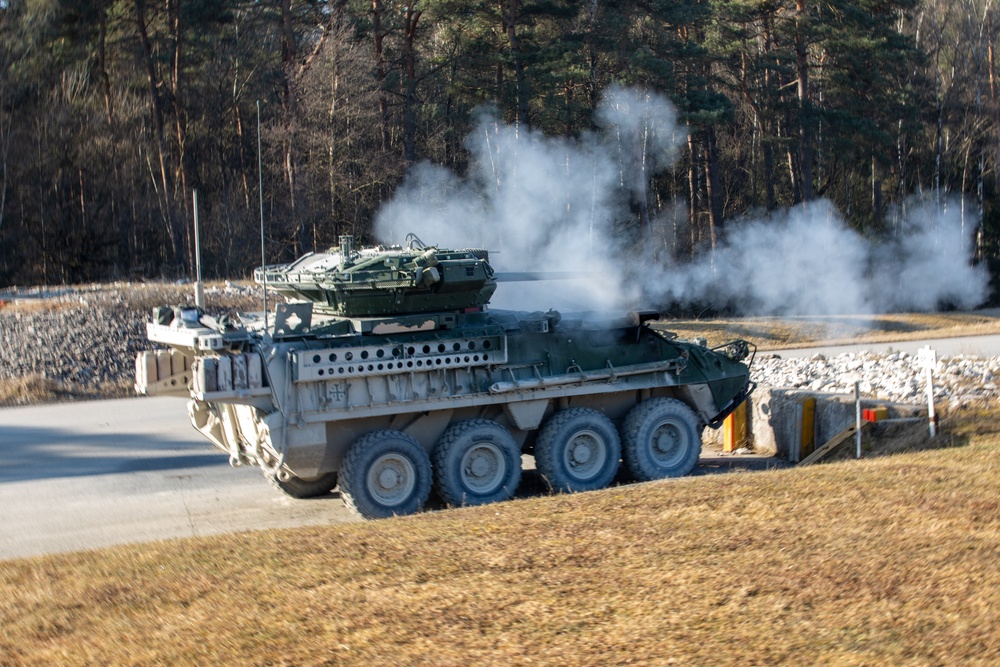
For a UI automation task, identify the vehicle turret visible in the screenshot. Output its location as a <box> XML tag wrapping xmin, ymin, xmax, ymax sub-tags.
<box><xmin>253</xmin><ymin>234</ymin><xmax>496</xmax><ymax>317</ymax></box>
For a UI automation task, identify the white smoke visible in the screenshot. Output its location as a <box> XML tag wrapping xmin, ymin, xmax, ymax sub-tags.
<box><xmin>648</xmin><ymin>200</ymin><xmax>870</xmax><ymax>315</ymax></box>
<box><xmin>375</xmin><ymin>87</ymin><xmax>988</xmax><ymax>316</ymax></box>
<box><xmin>646</xmin><ymin>197</ymin><xmax>988</xmax><ymax>315</ymax></box>
<box><xmin>874</xmin><ymin>198</ymin><xmax>989</xmax><ymax>311</ymax></box>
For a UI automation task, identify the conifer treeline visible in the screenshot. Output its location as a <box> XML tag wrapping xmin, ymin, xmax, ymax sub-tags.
<box><xmin>0</xmin><ymin>1</ymin><xmax>995</xmax><ymax>289</ymax></box>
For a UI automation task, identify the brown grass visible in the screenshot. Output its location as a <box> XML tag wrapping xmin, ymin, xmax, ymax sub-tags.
<box><xmin>1</xmin><ymin>412</ymin><xmax>998</xmax><ymax>666</ymax></box>
<box><xmin>0</xmin><ymin>375</ymin><xmax>65</xmax><ymax>404</ymax></box>
<box><xmin>662</xmin><ymin>309</ymin><xmax>1000</xmax><ymax>350</ymax></box>
<box><xmin>0</xmin><ymin>375</ymin><xmax>134</xmax><ymax>408</ymax></box>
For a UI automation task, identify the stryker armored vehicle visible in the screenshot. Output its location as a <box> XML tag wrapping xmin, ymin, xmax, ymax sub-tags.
<box><xmin>135</xmin><ymin>234</ymin><xmax>754</xmax><ymax>519</ymax></box>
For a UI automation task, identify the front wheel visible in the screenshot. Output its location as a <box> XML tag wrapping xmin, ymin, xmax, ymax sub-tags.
<box><xmin>433</xmin><ymin>419</ymin><xmax>522</xmax><ymax>507</ymax></box>
<box><xmin>339</xmin><ymin>430</ymin><xmax>432</xmax><ymax>520</ymax></box>
<box><xmin>622</xmin><ymin>398</ymin><xmax>702</xmax><ymax>481</ymax></box>
<box><xmin>266</xmin><ymin>471</ymin><xmax>339</xmax><ymax>499</ymax></box>
<box><xmin>535</xmin><ymin>408</ymin><xmax>621</xmax><ymax>493</ymax></box>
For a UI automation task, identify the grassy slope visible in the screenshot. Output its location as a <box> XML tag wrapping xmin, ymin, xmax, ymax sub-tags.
<box><xmin>2</xmin><ymin>416</ymin><xmax>998</xmax><ymax>666</ymax></box>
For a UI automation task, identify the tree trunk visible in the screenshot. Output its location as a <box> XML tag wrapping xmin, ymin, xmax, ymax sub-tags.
<box><xmin>503</xmin><ymin>0</ymin><xmax>529</xmax><ymax>127</ymax></box>
<box><xmin>703</xmin><ymin>127</ymin><xmax>723</xmax><ymax>250</ymax></box>
<box><xmin>135</xmin><ymin>0</ymin><xmax>179</xmax><ymax>268</ymax></box>
<box><xmin>403</xmin><ymin>6</ymin><xmax>422</xmax><ymax>164</ymax></box>
<box><xmin>871</xmin><ymin>154</ymin><xmax>883</xmax><ymax>224</ymax></box>
<box><xmin>687</xmin><ymin>130</ymin><xmax>700</xmax><ymax>253</ymax></box>
<box><xmin>763</xmin><ymin>135</ymin><xmax>776</xmax><ymax>212</ymax></box>
<box><xmin>795</xmin><ymin>0</ymin><xmax>814</xmax><ymax>202</ymax></box>
<box><xmin>168</xmin><ymin>0</ymin><xmax>192</xmax><ymax>274</ymax></box>
<box><xmin>372</xmin><ymin>0</ymin><xmax>391</xmax><ymax>152</ymax></box>
<box><xmin>787</xmin><ymin>145</ymin><xmax>802</xmax><ymax>204</ymax></box>
<box><xmin>329</xmin><ymin>59</ymin><xmax>340</xmax><ymax>241</ymax></box>
<box><xmin>587</xmin><ymin>0</ymin><xmax>599</xmax><ymax>116</ymax></box>
<box><xmin>98</xmin><ymin>0</ymin><xmax>113</xmax><ymax>124</ymax></box>
<box><xmin>280</xmin><ymin>0</ymin><xmax>306</xmax><ymax>254</ymax></box>
<box><xmin>989</xmin><ymin>8</ymin><xmax>997</xmax><ymax>261</ymax></box>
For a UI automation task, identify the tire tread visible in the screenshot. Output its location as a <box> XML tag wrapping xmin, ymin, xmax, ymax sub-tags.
<box><xmin>535</xmin><ymin>407</ymin><xmax>620</xmax><ymax>493</ymax></box>
<box><xmin>432</xmin><ymin>419</ymin><xmax>521</xmax><ymax>507</ymax></box>
<box><xmin>339</xmin><ymin>429</ymin><xmax>431</xmax><ymax>519</ymax></box>
<box><xmin>622</xmin><ymin>398</ymin><xmax>701</xmax><ymax>482</ymax></box>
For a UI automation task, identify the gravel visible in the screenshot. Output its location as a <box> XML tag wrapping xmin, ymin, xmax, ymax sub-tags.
<box><xmin>0</xmin><ymin>283</ymin><xmax>261</xmax><ymax>399</ymax></box>
<box><xmin>2</xmin><ymin>284</ymin><xmax>997</xmax><ymax>408</ymax></box>
<box><xmin>753</xmin><ymin>351</ymin><xmax>1000</xmax><ymax>407</ymax></box>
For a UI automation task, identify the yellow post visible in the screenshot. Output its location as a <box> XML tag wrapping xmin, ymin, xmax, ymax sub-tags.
<box><xmin>800</xmin><ymin>397</ymin><xmax>816</xmax><ymax>457</ymax></box>
<box><xmin>723</xmin><ymin>401</ymin><xmax>748</xmax><ymax>452</ymax></box>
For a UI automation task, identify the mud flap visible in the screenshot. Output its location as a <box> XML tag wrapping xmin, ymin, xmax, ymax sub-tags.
<box><xmin>706</xmin><ymin>380</ymin><xmax>757</xmax><ymax>430</ymax></box>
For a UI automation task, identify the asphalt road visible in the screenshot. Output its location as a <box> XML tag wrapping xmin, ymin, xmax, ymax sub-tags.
<box><xmin>0</xmin><ymin>397</ymin><xmax>360</xmax><ymax>560</ymax></box>
<box><xmin>4</xmin><ymin>282</ymin><xmax>997</xmax><ymax>562</ymax></box>
<box><xmin>777</xmin><ymin>333</ymin><xmax>1000</xmax><ymax>358</ymax></box>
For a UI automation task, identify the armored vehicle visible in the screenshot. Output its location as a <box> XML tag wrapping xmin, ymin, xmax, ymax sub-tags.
<box><xmin>136</xmin><ymin>235</ymin><xmax>754</xmax><ymax>519</ymax></box>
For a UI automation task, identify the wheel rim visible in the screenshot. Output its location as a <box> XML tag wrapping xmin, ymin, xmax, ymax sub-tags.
<box><xmin>366</xmin><ymin>453</ymin><xmax>416</xmax><ymax>506</ymax></box>
<box><xmin>562</xmin><ymin>429</ymin><xmax>608</xmax><ymax>481</ymax></box>
<box><xmin>460</xmin><ymin>441</ymin><xmax>507</xmax><ymax>494</ymax></box>
<box><xmin>650</xmin><ymin>419</ymin><xmax>688</xmax><ymax>467</ymax></box>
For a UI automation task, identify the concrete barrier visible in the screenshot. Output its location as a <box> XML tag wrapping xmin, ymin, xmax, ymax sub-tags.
<box><xmin>705</xmin><ymin>388</ymin><xmax>923</xmax><ymax>458</ymax></box>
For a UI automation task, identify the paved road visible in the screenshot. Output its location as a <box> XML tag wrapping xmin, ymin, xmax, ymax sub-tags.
<box><xmin>776</xmin><ymin>334</ymin><xmax>1000</xmax><ymax>359</ymax></box>
<box><xmin>0</xmin><ymin>397</ymin><xmax>359</xmax><ymax>560</ymax></box>
<box><xmin>0</xmin><ymin>395</ymin><xmax>780</xmax><ymax>561</ymax></box>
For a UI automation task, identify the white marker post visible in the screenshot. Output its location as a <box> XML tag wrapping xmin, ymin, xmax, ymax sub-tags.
<box><xmin>917</xmin><ymin>346</ymin><xmax>937</xmax><ymax>438</ymax></box>
<box><xmin>855</xmin><ymin>381</ymin><xmax>862</xmax><ymax>459</ymax></box>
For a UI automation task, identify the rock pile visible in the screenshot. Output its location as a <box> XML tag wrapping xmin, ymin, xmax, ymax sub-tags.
<box><xmin>753</xmin><ymin>351</ymin><xmax>999</xmax><ymax>405</ymax></box>
<box><xmin>0</xmin><ymin>283</ymin><xmax>261</xmax><ymax>395</ymax></box>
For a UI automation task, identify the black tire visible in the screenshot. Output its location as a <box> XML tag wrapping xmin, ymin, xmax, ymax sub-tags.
<box><xmin>535</xmin><ymin>408</ymin><xmax>621</xmax><ymax>493</ymax></box>
<box><xmin>266</xmin><ymin>471</ymin><xmax>338</xmax><ymax>499</ymax></box>
<box><xmin>433</xmin><ymin>420</ymin><xmax>521</xmax><ymax>507</ymax></box>
<box><xmin>622</xmin><ymin>398</ymin><xmax>702</xmax><ymax>482</ymax></box>
<box><xmin>339</xmin><ymin>430</ymin><xmax>432</xmax><ymax>519</ymax></box>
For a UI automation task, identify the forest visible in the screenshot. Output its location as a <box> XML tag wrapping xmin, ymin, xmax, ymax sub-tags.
<box><xmin>0</xmin><ymin>0</ymin><xmax>997</xmax><ymax>310</ymax></box>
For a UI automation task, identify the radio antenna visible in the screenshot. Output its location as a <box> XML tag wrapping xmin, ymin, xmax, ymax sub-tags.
<box><xmin>257</xmin><ymin>99</ymin><xmax>268</xmax><ymax>334</ymax></box>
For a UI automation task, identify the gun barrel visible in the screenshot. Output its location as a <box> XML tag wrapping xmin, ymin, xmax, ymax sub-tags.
<box><xmin>494</xmin><ymin>271</ymin><xmax>589</xmax><ymax>282</ymax></box>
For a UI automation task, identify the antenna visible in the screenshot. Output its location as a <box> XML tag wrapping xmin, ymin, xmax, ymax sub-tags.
<box><xmin>257</xmin><ymin>100</ymin><xmax>268</xmax><ymax>334</ymax></box>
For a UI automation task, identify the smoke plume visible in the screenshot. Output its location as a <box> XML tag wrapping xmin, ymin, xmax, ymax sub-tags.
<box><xmin>375</xmin><ymin>86</ymin><xmax>988</xmax><ymax>315</ymax></box>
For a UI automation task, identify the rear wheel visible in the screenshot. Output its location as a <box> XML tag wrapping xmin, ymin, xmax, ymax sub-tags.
<box><xmin>622</xmin><ymin>398</ymin><xmax>701</xmax><ymax>481</ymax></box>
<box><xmin>339</xmin><ymin>430</ymin><xmax>432</xmax><ymax>519</ymax></box>
<box><xmin>266</xmin><ymin>471</ymin><xmax>338</xmax><ymax>499</ymax></box>
<box><xmin>535</xmin><ymin>408</ymin><xmax>621</xmax><ymax>493</ymax></box>
<box><xmin>433</xmin><ymin>420</ymin><xmax>521</xmax><ymax>507</ymax></box>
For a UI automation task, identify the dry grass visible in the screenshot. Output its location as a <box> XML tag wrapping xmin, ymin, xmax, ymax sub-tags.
<box><xmin>0</xmin><ymin>375</ymin><xmax>65</xmax><ymax>404</ymax></box>
<box><xmin>661</xmin><ymin>309</ymin><xmax>1000</xmax><ymax>350</ymax></box>
<box><xmin>0</xmin><ymin>375</ymin><xmax>134</xmax><ymax>406</ymax></box>
<box><xmin>2</xmin><ymin>412</ymin><xmax>998</xmax><ymax>666</ymax></box>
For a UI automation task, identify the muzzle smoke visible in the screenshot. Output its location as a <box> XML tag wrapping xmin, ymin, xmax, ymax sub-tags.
<box><xmin>375</xmin><ymin>86</ymin><xmax>988</xmax><ymax>315</ymax></box>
